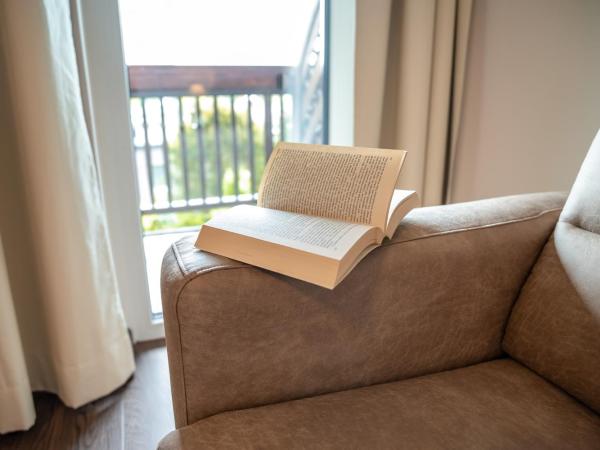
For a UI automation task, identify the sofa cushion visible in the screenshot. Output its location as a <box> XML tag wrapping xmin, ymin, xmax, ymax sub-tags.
<box><xmin>157</xmin><ymin>359</ymin><xmax>600</xmax><ymax>450</ymax></box>
<box><xmin>504</xmin><ymin>130</ymin><xmax>600</xmax><ymax>413</ymax></box>
<box><xmin>503</xmin><ymin>237</ymin><xmax>600</xmax><ymax>413</ymax></box>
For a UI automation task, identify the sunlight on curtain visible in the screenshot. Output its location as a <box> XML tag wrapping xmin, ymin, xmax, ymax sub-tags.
<box><xmin>0</xmin><ymin>0</ymin><xmax>135</xmax><ymax>432</ymax></box>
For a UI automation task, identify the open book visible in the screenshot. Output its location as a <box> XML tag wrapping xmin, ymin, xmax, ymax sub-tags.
<box><xmin>195</xmin><ymin>142</ymin><xmax>419</xmax><ymax>289</ymax></box>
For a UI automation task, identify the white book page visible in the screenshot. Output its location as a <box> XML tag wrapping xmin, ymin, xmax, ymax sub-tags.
<box><xmin>205</xmin><ymin>205</ymin><xmax>375</xmax><ymax>260</ymax></box>
<box><xmin>258</xmin><ymin>142</ymin><xmax>407</xmax><ymax>232</ymax></box>
<box><xmin>385</xmin><ymin>189</ymin><xmax>420</xmax><ymax>238</ymax></box>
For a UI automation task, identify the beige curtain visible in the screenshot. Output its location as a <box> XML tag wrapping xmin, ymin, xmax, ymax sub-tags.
<box><xmin>0</xmin><ymin>0</ymin><xmax>135</xmax><ymax>433</ymax></box>
<box><xmin>375</xmin><ymin>0</ymin><xmax>473</xmax><ymax>205</ymax></box>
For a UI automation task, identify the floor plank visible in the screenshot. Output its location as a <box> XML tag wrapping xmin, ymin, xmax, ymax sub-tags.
<box><xmin>123</xmin><ymin>341</ymin><xmax>174</xmax><ymax>449</ymax></box>
<box><xmin>0</xmin><ymin>341</ymin><xmax>174</xmax><ymax>450</ymax></box>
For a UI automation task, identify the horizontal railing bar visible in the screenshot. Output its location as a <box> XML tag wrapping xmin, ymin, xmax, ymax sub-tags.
<box><xmin>140</xmin><ymin>196</ymin><xmax>258</xmax><ymax>215</ymax></box>
<box><xmin>131</xmin><ymin>87</ymin><xmax>285</xmax><ymax>98</ymax></box>
<box><xmin>143</xmin><ymin>227</ymin><xmax>202</xmax><ymax>238</ymax></box>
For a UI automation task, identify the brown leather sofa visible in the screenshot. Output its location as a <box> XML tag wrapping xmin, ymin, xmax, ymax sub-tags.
<box><xmin>158</xmin><ymin>133</ymin><xmax>600</xmax><ymax>449</ymax></box>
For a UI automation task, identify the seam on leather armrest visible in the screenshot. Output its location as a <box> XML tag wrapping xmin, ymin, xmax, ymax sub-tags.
<box><xmin>172</xmin><ymin>239</ymin><xmax>248</xmax><ymax>277</ymax></box>
<box><xmin>168</xmin><ymin>247</ymin><xmax>251</xmax><ymax>426</ymax></box>
<box><xmin>166</xmin><ymin>242</ymin><xmax>191</xmax><ymax>426</ymax></box>
<box><xmin>383</xmin><ymin>207</ymin><xmax>562</xmax><ymax>248</ymax></box>
<box><xmin>171</xmin><ymin>242</ymin><xmax>188</xmax><ymax>277</ymax></box>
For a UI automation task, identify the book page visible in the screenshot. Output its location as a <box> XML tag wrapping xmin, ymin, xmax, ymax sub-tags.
<box><xmin>204</xmin><ymin>205</ymin><xmax>377</xmax><ymax>260</ymax></box>
<box><xmin>258</xmin><ymin>142</ymin><xmax>407</xmax><ymax>232</ymax></box>
<box><xmin>385</xmin><ymin>190</ymin><xmax>420</xmax><ymax>238</ymax></box>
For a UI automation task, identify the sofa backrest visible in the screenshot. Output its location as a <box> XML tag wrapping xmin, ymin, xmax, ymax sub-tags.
<box><xmin>503</xmin><ymin>130</ymin><xmax>600</xmax><ymax>413</ymax></box>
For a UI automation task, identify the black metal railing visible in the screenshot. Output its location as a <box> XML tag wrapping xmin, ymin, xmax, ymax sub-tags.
<box><xmin>130</xmin><ymin>87</ymin><xmax>290</xmax><ymax>214</ymax></box>
<box><xmin>129</xmin><ymin>4</ymin><xmax>325</xmax><ymax>218</ymax></box>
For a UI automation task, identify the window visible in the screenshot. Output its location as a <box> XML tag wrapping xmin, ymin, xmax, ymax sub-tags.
<box><xmin>118</xmin><ymin>0</ymin><xmax>329</xmax><ymax>317</ymax></box>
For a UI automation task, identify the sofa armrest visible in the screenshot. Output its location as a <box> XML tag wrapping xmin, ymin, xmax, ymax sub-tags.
<box><xmin>161</xmin><ymin>192</ymin><xmax>565</xmax><ymax>427</ymax></box>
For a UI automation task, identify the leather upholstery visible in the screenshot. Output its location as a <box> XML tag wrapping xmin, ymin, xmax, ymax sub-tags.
<box><xmin>158</xmin><ymin>133</ymin><xmax>600</xmax><ymax>449</ymax></box>
<box><xmin>158</xmin><ymin>359</ymin><xmax>600</xmax><ymax>450</ymax></box>
<box><xmin>504</xmin><ymin>131</ymin><xmax>600</xmax><ymax>413</ymax></box>
<box><xmin>161</xmin><ymin>192</ymin><xmax>564</xmax><ymax>427</ymax></box>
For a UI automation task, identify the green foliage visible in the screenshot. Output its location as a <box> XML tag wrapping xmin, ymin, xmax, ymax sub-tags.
<box><xmin>142</xmin><ymin>209</ymin><xmax>225</xmax><ymax>232</ymax></box>
<box><xmin>135</xmin><ymin>93</ymin><xmax>292</xmax><ymax>233</ymax></box>
<box><xmin>163</xmin><ymin>95</ymin><xmax>274</xmax><ymax>201</ymax></box>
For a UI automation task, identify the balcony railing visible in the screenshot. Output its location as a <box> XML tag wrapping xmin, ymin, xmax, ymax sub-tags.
<box><xmin>129</xmin><ymin>66</ymin><xmax>292</xmax><ymax>215</ymax></box>
<box><xmin>128</xmin><ymin>4</ymin><xmax>325</xmax><ymax>219</ymax></box>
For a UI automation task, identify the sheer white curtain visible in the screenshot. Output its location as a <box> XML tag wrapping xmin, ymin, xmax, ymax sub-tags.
<box><xmin>0</xmin><ymin>0</ymin><xmax>134</xmax><ymax>433</ymax></box>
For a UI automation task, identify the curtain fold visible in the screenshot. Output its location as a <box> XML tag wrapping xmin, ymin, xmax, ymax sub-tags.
<box><xmin>0</xmin><ymin>0</ymin><xmax>134</xmax><ymax>433</ymax></box>
<box><xmin>379</xmin><ymin>0</ymin><xmax>473</xmax><ymax>205</ymax></box>
<box><xmin>0</xmin><ymin>236</ymin><xmax>36</xmax><ymax>432</ymax></box>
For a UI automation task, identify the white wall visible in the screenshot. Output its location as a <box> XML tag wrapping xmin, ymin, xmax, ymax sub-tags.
<box><xmin>353</xmin><ymin>0</ymin><xmax>391</xmax><ymax>147</ymax></box>
<box><xmin>450</xmin><ymin>0</ymin><xmax>600</xmax><ymax>202</ymax></box>
<box><xmin>330</xmin><ymin>0</ymin><xmax>392</xmax><ymax>148</ymax></box>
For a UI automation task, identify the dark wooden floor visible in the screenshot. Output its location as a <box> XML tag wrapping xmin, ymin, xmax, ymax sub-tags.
<box><xmin>0</xmin><ymin>340</ymin><xmax>174</xmax><ymax>450</ymax></box>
